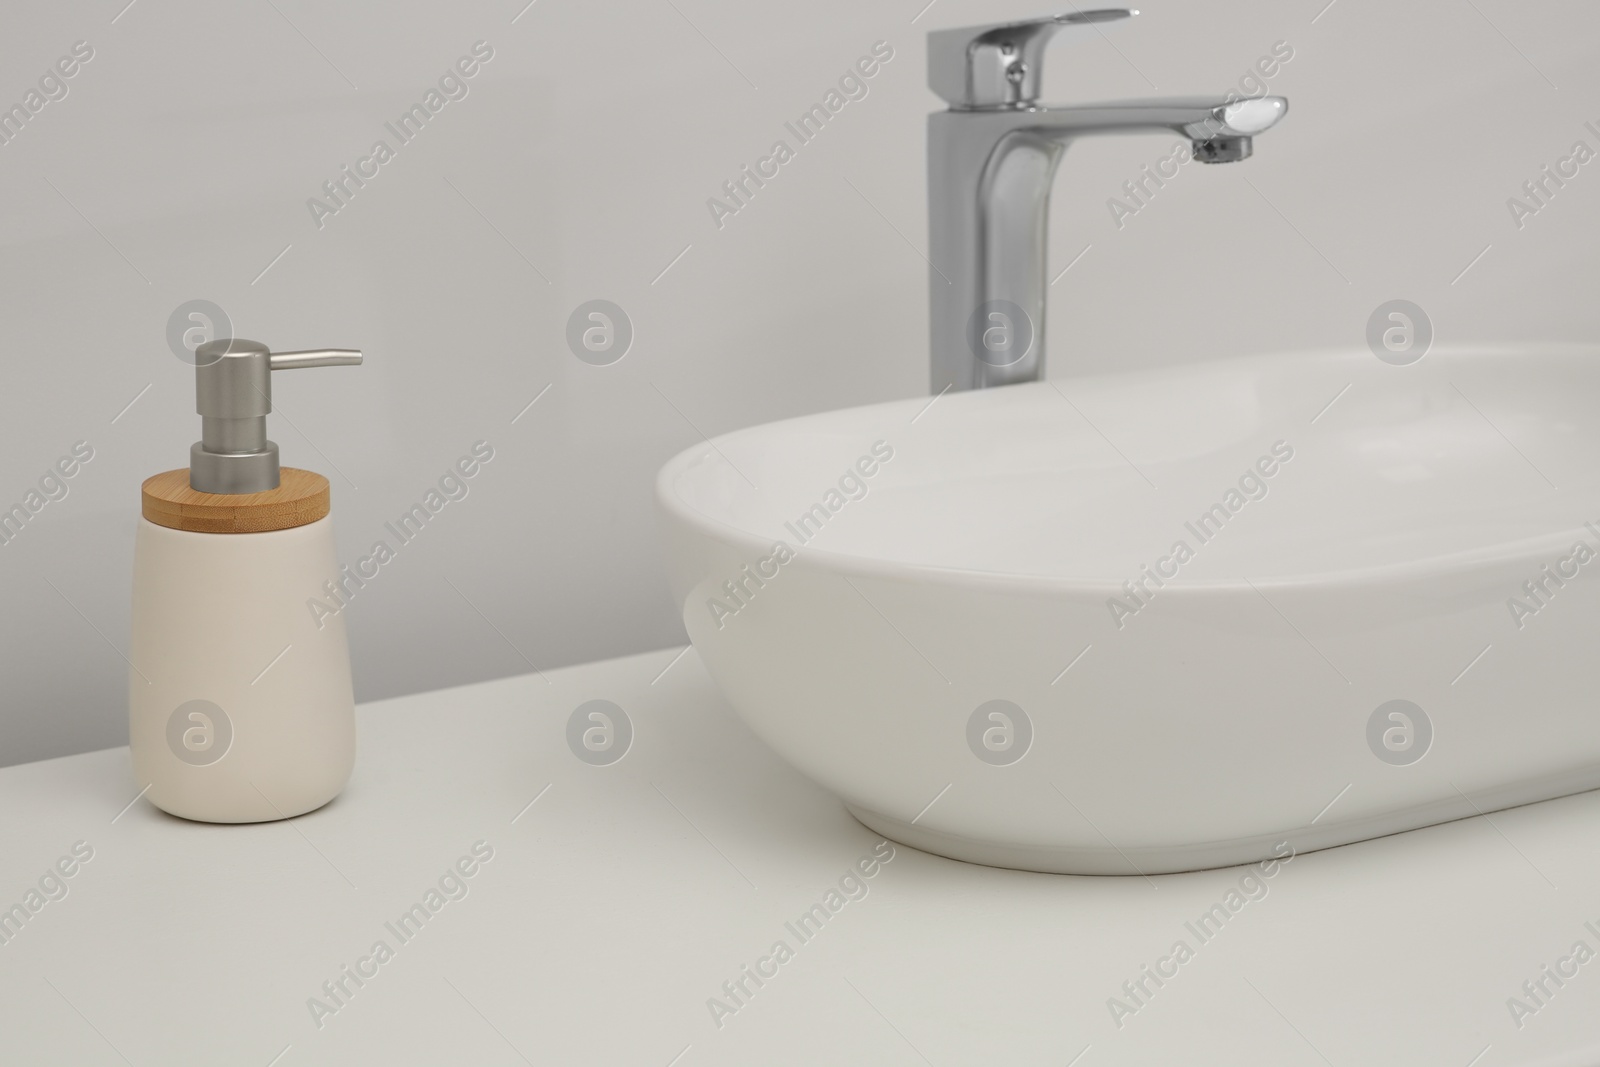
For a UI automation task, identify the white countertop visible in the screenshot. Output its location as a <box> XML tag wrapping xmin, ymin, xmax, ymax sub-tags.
<box><xmin>3</xmin><ymin>646</ymin><xmax>1599</xmax><ymax>1066</ymax></box>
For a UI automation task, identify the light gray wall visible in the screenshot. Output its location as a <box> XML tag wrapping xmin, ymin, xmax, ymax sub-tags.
<box><xmin>3</xmin><ymin>0</ymin><xmax>1597</xmax><ymax>766</ymax></box>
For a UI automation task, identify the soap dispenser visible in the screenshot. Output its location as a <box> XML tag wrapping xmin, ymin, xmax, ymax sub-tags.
<box><xmin>130</xmin><ymin>338</ymin><xmax>361</xmax><ymax>823</ymax></box>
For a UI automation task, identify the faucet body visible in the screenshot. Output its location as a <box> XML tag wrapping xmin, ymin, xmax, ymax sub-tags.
<box><xmin>926</xmin><ymin>12</ymin><xmax>1288</xmax><ymax>392</ymax></box>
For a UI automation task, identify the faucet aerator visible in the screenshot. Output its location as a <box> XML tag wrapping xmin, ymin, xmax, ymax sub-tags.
<box><xmin>1192</xmin><ymin>135</ymin><xmax>1252</xmax><ymax>164</ymax></box>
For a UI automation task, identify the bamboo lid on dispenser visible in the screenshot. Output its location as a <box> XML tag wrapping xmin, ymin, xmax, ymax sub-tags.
<box><xmin>141</xmin><ymin>467</ymin><xmax>330</xmax><ymax>534</ymax></box>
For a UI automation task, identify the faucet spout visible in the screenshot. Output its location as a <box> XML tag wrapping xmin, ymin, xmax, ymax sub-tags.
<box><xmin>1025</xmin><ymin>94</ymin><xmax>1289</xmax><ymax>164</ymax></box>
<box><xmin>1023</xmin><ymin>95</ymin><xmax>1288</xmax><ymax>141</ymax></box>
<box><xmin>925</xmin><ymin>15</ymin><xmax>1290</xmax><ymax>392</ymax></box>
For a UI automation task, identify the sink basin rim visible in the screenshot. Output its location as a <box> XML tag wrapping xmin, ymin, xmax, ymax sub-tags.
<box><xmin>657</xmin><ymin>345</ymin><xmax>1598</xmax><ymax>595</ymax></box>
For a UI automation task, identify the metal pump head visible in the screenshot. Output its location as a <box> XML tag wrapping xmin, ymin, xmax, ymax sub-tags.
<box><xmin>190</xmin><ymin>338</ymin><xmax>362</xmax><ymax>494</ymax></box>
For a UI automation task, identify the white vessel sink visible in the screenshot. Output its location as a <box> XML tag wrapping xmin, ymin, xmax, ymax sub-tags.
<box><xmin>657</xmin><ymin>346</ymin><xmax>1600</xmax><ymax>874</ymax></box>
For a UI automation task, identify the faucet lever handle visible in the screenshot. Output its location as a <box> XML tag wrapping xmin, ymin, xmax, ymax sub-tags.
<box><xmin>927</xmin><ymin>8</ymin><xmax>1137</xmax><ymax>109</ymax></box>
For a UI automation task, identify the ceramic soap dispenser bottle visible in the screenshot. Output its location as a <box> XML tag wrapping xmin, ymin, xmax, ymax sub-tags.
<box><xmin>130</xmin><ymin>338</ymin><xmax>362</xmax><ymax>823</ymax></box>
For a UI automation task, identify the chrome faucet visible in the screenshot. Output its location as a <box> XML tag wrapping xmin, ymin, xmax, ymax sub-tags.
<box><xmin>927</xmin><ymin>10</ymin><xmax>1288</xmax><ymax>392</ymax></box>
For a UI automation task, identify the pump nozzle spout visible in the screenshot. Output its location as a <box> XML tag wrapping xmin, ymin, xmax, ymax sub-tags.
<box><xmin>189</xmin><ymin>338</ymin><xmax>362</xmax><ymax>494</ymax></box>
